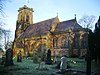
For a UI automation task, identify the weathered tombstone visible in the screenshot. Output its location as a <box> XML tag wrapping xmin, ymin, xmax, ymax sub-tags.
<box><xmin>60</xmin><ymin>56</ymin><xmax>67</xmax><ymax>72</ymax></box>
<box><xmin>53</xmin><ymin>56</ymin><xmax>57</xmax><ymax>63</ymax></box>
<box><xmin>52</xmin><ymin>56</ymin><xmax>69</xmax><ymax>75</ymax></box>
<box><xmin>36</xmin><ymin>58</ymin><xmax>48</xmax><ymax>70</ymax></box>
<box><xmin>46</xmin><ymin>49</ymin><xmax>52</xmax><ymax>65</ymax></box>
<box><xmin>37</xmin><ymin>60</ymin><xmax>46</xmax><ymax>70</ymax></box>
<box><xmin>33</xmin><ymin>53</ymin><xmax>38</xmax><ymax>63</ymax></box>
<box><xmin>41</xmin><ymin>52</ymin><xmax>46</xmax><ymax>62</ymax></box>
<box><xmin>4</xmin><ymin>48</ymin><xmax>13</xmax><ymax>66</ymax></box>
<box><xmin>17</xmin><ymin>50</ymin><xmax>22</xmax><ymax>62</ymax></box>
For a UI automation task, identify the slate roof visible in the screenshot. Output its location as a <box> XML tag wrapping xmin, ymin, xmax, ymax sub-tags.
<box><xmin>18</xmin><ymin>17</ymin><xmax>55</xmax><ymax>39</ymax></box>
<box><xmin>55</xmin><ymin>19</ymin><xmax>82</xmax><ymax>32</ymax></box>
<box><xmin>16</xmin><ymin>42</ymin><xmax>24</xmax><ymax>48</ymax></box>
<box><xmin>18</xmin><ymin>18</ymin><xmax>82</xmax><ymax>40</ymax></box>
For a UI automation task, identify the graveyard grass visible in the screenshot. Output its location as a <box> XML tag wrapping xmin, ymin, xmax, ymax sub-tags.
<box><xmin>0</xmin><ymin>57</ymin><xmax>97</xmax><ymax>75</ymax></box>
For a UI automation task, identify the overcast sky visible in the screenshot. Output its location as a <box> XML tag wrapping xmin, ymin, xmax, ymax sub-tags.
<box><xmin>2</xmin><ymin>0</ymin><xmax>100</xmax><ymax>41</ymax></box>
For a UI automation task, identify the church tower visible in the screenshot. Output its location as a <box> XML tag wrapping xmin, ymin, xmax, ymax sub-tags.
<box><xmin>15</xmin><ymin>5</ymin><xmax>33</xmax><ymax>38</ymax></box>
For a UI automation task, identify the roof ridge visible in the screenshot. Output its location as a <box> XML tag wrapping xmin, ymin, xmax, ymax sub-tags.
<box><xmin>33</xmin><ymin>17</ymin><xmax>56</xmax><ymax>25</ymax></box>
<box><xmin>60</xmin><ymin>18</ymin><xmax>76</xmax><ymax>23</ymax></box>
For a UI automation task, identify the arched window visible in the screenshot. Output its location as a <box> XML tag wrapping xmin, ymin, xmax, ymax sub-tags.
<box><xmin>53</xmin><ymin>37</ymin><xmax>58</xmax><ymax>48</ymax></box>
<box><xmin>61</xmin><ymin>36</ymin><xmax>68</xmax><ymax>48</ymax></box>
<box><xmin>26</xmin><ymin>14</ymin><xmax>29</xmax><ymax>22</ymax></box>
<box><xmin>38</xmin><ymin>44</ymin><xmax>46</xmax><ymax>53</ymax></box>
<box><xmin>73</xmin><ymin>34</ymin><xmax>79</xmax><ymax>48</ymax></box>
<box><xmin>81</xmin><ymin>34</ymin><xmax>87</xmax><ymax>48</ymax></box>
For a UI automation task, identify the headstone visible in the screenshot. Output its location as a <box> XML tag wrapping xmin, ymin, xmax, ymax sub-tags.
<box><xmin>36</xmin><ymin>58</ymin><xmax>47</xmax><ymax>70</ymax></box>
<box><xmin>53</xmin><ymin>56</ymin><xmax>57</xmax><ymax>63</ymax></box>
<box><xmin>33</xmin><ymin>53</ymin><xmax>38</xmax><ymax>63</ymax></box>
<box><xmin>46</xmin><ymin>49</ymin><xmax>52</xmax><ymax>65</ymax></box>
<box><xmin>60</xmin><ymin>56</ymin><xmax>67</xmax><ymax>72</ymax></box>
<box><xmin>41</xmin><ymin>52</ymin><xmax>46</xmax><ymax>62</ymax></box>
<box><xmin>17</xmin><ymin>50</ymin><xmax>22</xmax><ymax>62</ymax></box>
<box><xmin>38</xmin><ymin>61</ymin><xmax>46</xmax><ymax>69</ymax></box>
<box><xmin>4</xmin><ymin>48</ymin><xmax>13</xmax><ymax>66</ymax></box>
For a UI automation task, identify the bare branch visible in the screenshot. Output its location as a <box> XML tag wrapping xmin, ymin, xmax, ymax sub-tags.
<box><xmin>78</xmin><ymin>15</ymin><xmax>95</xmax><ymax>29</ymax></box>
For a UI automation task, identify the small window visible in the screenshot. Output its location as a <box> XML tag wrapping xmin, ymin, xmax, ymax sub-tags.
<box><xmin>26</xmin><ymin>14</ymin><xmax>29</xmax><ymax>22</ymax></box>
<box><xmin>61</xmin><ymin>37</ymin><xmax>68</xmax><ymax>48</ymax></box>
<box><xmin>53</xmin><ymin>37</ymin><xmax>58</xmax><ymax>48</ymax></box>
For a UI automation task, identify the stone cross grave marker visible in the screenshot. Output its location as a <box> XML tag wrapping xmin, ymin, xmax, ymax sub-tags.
<box><xmin>60</xmin><ymin>56</ymin><xmax>67</xmax><ymax>71</ymax></box>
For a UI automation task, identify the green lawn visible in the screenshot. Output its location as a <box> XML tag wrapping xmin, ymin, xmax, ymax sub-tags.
<box><xmin>0</xmin><ymin>58</ymin><xmax>58</xmax><ymax>75</ymax></box>
<box><xmin>0</xmin><ymin>57</ymin><xmax>98</xmax><ymax>75</ymax></box>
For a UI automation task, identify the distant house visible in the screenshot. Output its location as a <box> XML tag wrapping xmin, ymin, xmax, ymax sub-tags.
<box><xmin>13</xmin><ymin>5</ymin><xmax>88</xmax><ymax>57</ymax></box>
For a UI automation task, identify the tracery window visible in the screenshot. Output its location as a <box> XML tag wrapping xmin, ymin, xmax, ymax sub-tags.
<box><xmin>61</xmin><ymin>36</ymin><xmax>68</xmax><ymax>48</ymax></box>
<box><xmin>81</xmin><ymin>34</ymin><xmax>87</xmax><ymax>48</ymax></box>
<box><xmin>73</xmin><ymin>34</ymin><xmax>79</xmax><ymax>48</ymax></box>
<box><xmin>26</xmin><ymin>14</ymin><xmax>29</xmax><ymax>22</ymax></box>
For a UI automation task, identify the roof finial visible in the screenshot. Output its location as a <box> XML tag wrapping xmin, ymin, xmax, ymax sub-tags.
<box><xmin>57</xmin><ymin>12</ymin><xmax>58</xmax><ymax>17</ymax></box>
<box><xmin>75</xmin><ymin>14</ymin><xmax>76</xmax><ymax>20</ymax></box>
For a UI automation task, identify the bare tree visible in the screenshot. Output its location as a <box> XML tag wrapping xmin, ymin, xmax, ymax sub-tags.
<box><xmin>0</xmin><ymin>0</ymin><xmax>11</xmax><ymax>25</ymax></box>
<box><xmin>0</xmin><ymin>0</ymin><xmax>5</xmax><ymax>15</ymax></box>
<box><xmin>0</xmin><ymin>29</ymin><xmax>11</xmax><ymax>49</ymax></box>
<box><xmin>78</xmin><ymin>15</ymin><xmax>95</xmax><ymax>28</ymax></box>
<box><xmin>0</xmin><ymin>0</ymin><xmax>11</xmax><ymax>49</ymax></box>
<box><xmin>3</xmin><ymin>30</ymin><xmax>12</xmax><ymax>49</ymax></box>
<box><xmin>0</xmin><ymin>0</ymin><xmax>11</xmax><ymax>15</ymax></box>
<box><xmin>0</xmin><ymin>0</ymin><xmax>7</xmax><ymax>17</ymax></box>
<box><xmin>78</xmin><ymin>15</ymin><xmax>95</xmax><ymax>75</ymax></box>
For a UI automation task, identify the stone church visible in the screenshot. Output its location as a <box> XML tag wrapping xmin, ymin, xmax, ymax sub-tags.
<box><xmin>13</xmin><ymin>5</ymin><xmax>87</xmax><ymax>57</ymax></box>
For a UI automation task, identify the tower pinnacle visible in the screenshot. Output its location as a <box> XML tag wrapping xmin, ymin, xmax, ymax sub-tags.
<box><xmin>75</xmin><ymin>14</ymin><xmax>76</xmax><ymax>20</ymax></box>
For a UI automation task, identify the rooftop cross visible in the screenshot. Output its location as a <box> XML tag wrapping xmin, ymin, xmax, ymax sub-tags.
<box><xmin>75</xmin><ymin>14</ymin><xmax>76</xmax><ymax>20</ymax></box>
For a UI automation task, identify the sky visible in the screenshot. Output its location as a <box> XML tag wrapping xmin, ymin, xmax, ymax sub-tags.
<box><xmin>2</xmin><ymin>0</ymin><xmax>100</xmax><ymax>41</ymax></box>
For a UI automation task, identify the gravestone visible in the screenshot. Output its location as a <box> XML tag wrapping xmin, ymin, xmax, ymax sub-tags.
<box><xmin>37</xmin><ymin>60</ymin><xmax>47</xmax><ymax>70</ymax></box>
<box><xmin>36</xmin><ymin>58</ymin><xmax>48</xmax><ymax>70</ymax></box>
<box><xmin>39</xmin><ymin>61</ymin><xmax>45</xmax><ymax>69</ymax></box>
<box><xmin>41</xmin><ymin>51</ymin><xmax>46</xmax><ymax>62</ymax></box>
<box><xmin>53</xmin><ymin>56</ymin><xmax>57</xmax><ymax>63</ymax></box>
<box><xmin>4</xmin><ymin>48</ymin><xmax>13</xmax><ymax>66</ymax></box>
<box><xmin>60</xmin><ymin>56</ymin><xmax>67</xmax><ymax>72</ymax></box>
<box><xmin>17</xmin><ymin>50</ymin><xmax>22</xmax><ymax>62</ymax></box>
<box><xmin>33</xmin><ymin>53</ymin><xmax>38</xmax><ymax>63</ymax></box>
<box><xmin>45</xmin><ymin>49</ymin><xmax>52</xmax><ymax>65</ymax></box>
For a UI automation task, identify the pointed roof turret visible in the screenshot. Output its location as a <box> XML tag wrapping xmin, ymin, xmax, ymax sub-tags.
<box><xmin>75</xmin><ymin>14</ymin><xmax>76</xmax><ymax>21</ymax></box>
